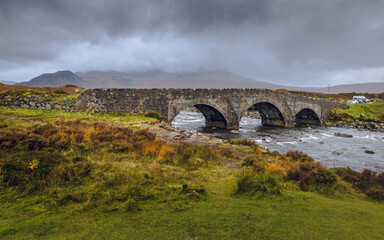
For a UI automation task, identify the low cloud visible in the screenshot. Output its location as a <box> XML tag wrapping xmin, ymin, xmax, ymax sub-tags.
<box><xmin>0</xmin><ymin>0</ymin><xmax>383</xmax><ymax>86</ymax></box>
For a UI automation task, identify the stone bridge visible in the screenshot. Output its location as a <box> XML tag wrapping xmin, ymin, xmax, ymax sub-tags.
<box><xmin>76</xmin><ymin>89</ymin><xmax>342</xmax><ymax>130</ymax></box>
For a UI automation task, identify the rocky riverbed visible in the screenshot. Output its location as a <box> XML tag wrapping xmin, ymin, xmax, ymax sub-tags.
<box><xmin>152</xmin><ymin>123</ymin><xmax>223</xmax><ymax>144</ymax></box>
<box><xmin>331</xmin><ymin>120</ymin><xmax>384</xmax><ymax>132</ymax></box>
<box><xmin>171</xmin><ymin>111</ymin><xmax>384</xmax><ymax>172</ymax></box>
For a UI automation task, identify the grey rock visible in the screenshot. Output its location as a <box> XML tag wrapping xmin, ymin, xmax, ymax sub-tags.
<box><xmin>334</xmin><ymin>132</ymin><xmax>353</xmax><ymax>138</ymax></box>
<box><xmin>332</xmin><ymin>151</ymin><xmax>342</xmax><ymax>155</ymax></box>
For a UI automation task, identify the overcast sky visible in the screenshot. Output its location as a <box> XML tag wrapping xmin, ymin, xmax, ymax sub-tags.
<box><xmin>1</xmin><ymin>0</ymin><xmax>384</xmax><ymax>86</ymax></box>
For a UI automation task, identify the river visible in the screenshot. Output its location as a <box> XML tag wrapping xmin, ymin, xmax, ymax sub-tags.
<box><xmin>172</xmin><ymin>111</ymin><xmax>384</xmax><ymax>172</ymax></box>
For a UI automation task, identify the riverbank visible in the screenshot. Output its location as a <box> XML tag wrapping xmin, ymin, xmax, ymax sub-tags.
<box><xmin>326</xmin><ymin>102</ymin><xmax>384</xmax><ymax>132</ymax></box>
<box><xmin>1</xmin><ymin>107</ymin><xmax>384</xmax><ymax>239</ymax></box>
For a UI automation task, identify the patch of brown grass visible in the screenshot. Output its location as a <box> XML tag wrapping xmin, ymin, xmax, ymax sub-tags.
<box><xmin>0</xmin><ymin>84</ymin><xmax>83</xmax><ymax>94</ymax></box>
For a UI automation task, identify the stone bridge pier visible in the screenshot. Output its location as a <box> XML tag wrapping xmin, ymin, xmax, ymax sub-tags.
<box><xmin>76</xmin><ymin>89</ymin><xmax>342</xmax><ymax>130</ymax></box>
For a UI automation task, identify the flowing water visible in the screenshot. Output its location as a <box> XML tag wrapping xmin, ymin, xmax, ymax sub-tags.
<box><xmin>172</xmin><ymin>111</ymin><xmax>384</xmax><ymax>172</ymax></box>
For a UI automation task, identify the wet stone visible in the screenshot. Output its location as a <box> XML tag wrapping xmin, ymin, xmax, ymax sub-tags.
<box><xmin>364</xmin><ymin>150</ymin><xmax>375</xmax><ymax>154</ymax></box>
<box><xmin>334</xmin><ymin>132</ymin><xmax>353</xmax><ymax>138</ymax></box>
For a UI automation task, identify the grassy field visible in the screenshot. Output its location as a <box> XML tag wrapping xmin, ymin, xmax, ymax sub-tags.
<box><xmin>1</xmin><ymin>107</ymin><xmax>384</xmax><ymax>239</ymax></box>
<box><xmin>328</xmin><ymin>102</ymin><xmax>384</xmax><ymax>123</ymax></box>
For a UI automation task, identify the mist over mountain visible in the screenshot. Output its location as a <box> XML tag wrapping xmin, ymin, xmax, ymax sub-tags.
<box><xmin>14</xmin><ymin>70</ymin><xmax>384</xmax><ymax>93</ymax></box>
<box><xmin>0</xmin><ymin>80</ymin><xmax>17</xmax><ymax>85</ymax></box>
<box><xmin>76</xmin><ymin>70</ymin><xmax>285</xmax><ymax>89</ymax></box>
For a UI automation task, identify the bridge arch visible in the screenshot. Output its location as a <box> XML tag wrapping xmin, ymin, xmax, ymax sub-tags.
<box><xmin>169</xmin><ymin>100</ymin><xmax>229</xmax><ymax>129</ymax></box>
<box><xmin>240</xmin><ymin>99</ymin><xmax>294</xmax><ymax>127</ymax></box>
<box><xmin>295</xmin><ymin>108</ymin><xmax>321</xmax><ymax>125</ymax></box>
<box><xmin>243</xmin><ymin>102</ymin><xmax>285</xmax><ymax>126</ymax></box>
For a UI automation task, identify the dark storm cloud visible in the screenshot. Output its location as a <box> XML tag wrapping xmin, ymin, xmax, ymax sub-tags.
<box><xmin>0</xmin><ymin>0</ymin><xmax>383</xmax><ymax>85</ymax></box>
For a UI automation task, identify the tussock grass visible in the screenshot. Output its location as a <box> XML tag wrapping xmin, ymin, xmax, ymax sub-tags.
<box><xmin>1</xmin><ymin>107</ymin><xmax>384</xmax><ymax>239</ymax></box>
<box><xmin>0</xmin><ymin>111</ymin><xmax>225</xmax><ymax>212</ymax></box>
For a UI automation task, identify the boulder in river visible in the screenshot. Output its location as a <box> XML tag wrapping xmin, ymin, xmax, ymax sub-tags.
<box><xmin>332</xmin><ymin>151</ymin><xmax>342</xmax><ymax>155</ymax></box>
<box><xmin>364</xmin><ymin>150</ymin><xmax>375</xmax><ymax>154</ymax></box>
<box><xmin>334</xmin><ymin>132</ymin><xmax>353</xmax><ymax>138</ymax></box>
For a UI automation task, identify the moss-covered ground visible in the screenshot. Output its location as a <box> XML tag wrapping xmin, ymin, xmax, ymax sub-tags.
<box><xmin>1</xmin><ymin>107</ymin><xmax>384</xmax><ymax>239</ymax></box>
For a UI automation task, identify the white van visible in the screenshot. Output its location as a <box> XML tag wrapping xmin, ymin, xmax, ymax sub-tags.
<box><xmin>352</xmin><ymin>96</ymin><xmax>370</xmax><ymax>103</ymax></box>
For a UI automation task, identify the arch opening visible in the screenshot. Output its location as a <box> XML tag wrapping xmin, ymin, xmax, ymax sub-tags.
<box><xmin>295</xmin><ymin>108</ymin><xmax>321</xmax><ymax>125</ymax></box>
<box><xmin>194</xmin><ymin>104</ymin><xmax>227</xmax><ymax>128</ymax></box>
<box><xmin>242</xmin><ymin>102</ymin><xmax>286</xmax><ymax>127</ymax></box>
<box><xmin>171</xmin><ymin>104</ymin><xmax>228</xmax><ymax>129</ymax></box>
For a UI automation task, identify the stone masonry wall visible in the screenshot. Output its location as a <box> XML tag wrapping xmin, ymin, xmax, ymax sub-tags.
<box><xmin>0</xmin><ymin>95</ymin><xmax>77</xmax><ymax>111</ymax></box>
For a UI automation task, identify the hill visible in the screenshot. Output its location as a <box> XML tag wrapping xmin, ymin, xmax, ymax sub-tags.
<box><xmin>9</xmin><ymin>70</ymin><xmax>384</xmax><ymax>93</ymax></box>
<box><xmin>0</xmin><ymin>80</ymin><xmax>17</xmax><ymax>85</ymax></box>
<box><xmin>76</xmin><ymin>70</ymin><xmax>384</xmax><ymax>93</ymax></box>
<box><xmin>313</xmin><ymin>82</ymin><xmax>384</xmax><ymax>94</ymax></box>
<box><xmin>17</xmin><ymin>70</ymin><xmax>88</xmax><ymax>87</ymax></box>
<box><xmin>77</xmin><ymin>70</ymin><xmax>289</xmax><ymax>89</ymax></box>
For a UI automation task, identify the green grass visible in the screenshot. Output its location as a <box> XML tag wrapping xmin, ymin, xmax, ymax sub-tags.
<box><xmin>343</xmin><ymin>103</ymin><xmax>384</xmax><ymax>120</ymax></box>
<box><xmin>328</xmin><ymin>102</ymin><xmax>384</xmax><ymax>123</ymax></box>
<box><xmin>0</xmin><ymin>89</ymin><xmax>80</xmax><ymax>101</ymax></box>
<box><xmin>1</xmin><ymin>191</ymin><xmax>384</xmax><ymax>239</ymax></box>
<box><xmin>1</xmin><ymin>107</ymin><xmax>384</xmax><ymax>239</ymax></box>
<box><xmin>0</xmin><ymin>107</ymin><xmax>159</xmax><ymax>128</ymax></box>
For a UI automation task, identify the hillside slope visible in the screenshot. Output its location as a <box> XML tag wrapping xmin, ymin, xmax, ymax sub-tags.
<box><xmin>10</xmin><ymin>70</ymin><xmax>384</xmax><ymax>93</ymax></box>
<box><xmin>17</xmin><ymin>70</ymin><xmax>88</xmax><ymax>87</ymax></box>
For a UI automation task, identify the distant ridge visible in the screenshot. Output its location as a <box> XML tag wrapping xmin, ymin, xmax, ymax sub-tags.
<box><xmin>308</xmin><ymin>82</ymin><xmax>384</xmax><ymax>94</ymax></box>
<box><xmin>17</xmin><ymin>70</ymin><xmax>87</xmax><ymax>87</ymax></box>
<box><xmin>0</xmin><ymin>80</ymin><xmax>17</xmax><ymax>85</ymax></box>
<box><xmin>12</xmin><ymin>70</ymin><xmax>384</xmax><ymax>93</ymax></box>
<box><xmin>77</xmin><ymin>70</ymin><xmax>285</xmax><ymax>89</ymax></box>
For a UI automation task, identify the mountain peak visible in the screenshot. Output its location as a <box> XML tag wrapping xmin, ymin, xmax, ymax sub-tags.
<box><xmin>17</xmin><ymin>70</ymin><xmax>87</xmax><ymax>87</ymax></box>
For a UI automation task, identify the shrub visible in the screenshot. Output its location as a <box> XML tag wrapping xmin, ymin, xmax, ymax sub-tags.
<box><xmin>236</xmin><ymin>169</ymin><xmax>282</xmax><ymax>195</ymax></box>
<box><xmin>32</xmin><ymin>121</ymin><xmax>158</xmax><ymax>153</ymax></box>
<box><xmin>0</xmin><ymin>151</ymin><xmax>66</xmax><ymax>189</ymax></box>
<box><xmin>54</xmin><ymin>90</ymin><xmax>67</xmax><ymax>94</ymax></box>
<box><xmin>228</xmin><ymin>139</ymin><xmax>259</xmax><ymax>148</ymax></box>
<box><xmin>365</xmin><ymin>186</ymin><xmax>384</xmax><ymax>200</ymax></box>
<box><xmin>358</xmin><ymin>169</ymin><xmax>378</xmax><ymax>191</ymax></box>
<box><xmin>241</xmin><ymin>155</ymin><xmax>266</xmax><ymax>172</ymax></box>
<box><xmin>0</xmin><ymin>159</ymin><xmax>28</xmax><ymax>187</ymax></box>
<box><xmin>334</xmin><ymin>168</ymin><xmax>384</xmax><ymax>200</ymax></box>
<box><xmin>287</xmin><ymin>162</ymin><xmax>337</xmax><ymax>191</ymax></box>
<box><xmin>328</xmin><ymin>109</ymin><xmax>354</xmax><ymax>122</ymax></box>
<box><xmin>145</xmin><ymin>111</ymin><xmax>162</xmax><ymax>120</ymax></box>
<box><xmin>174</xmin><ymin>143</ymin><xmax>195</xmax><ymax>167</ymax></box>
<box><xmin>335</xmin><ymin>167</ymin><xmax>361</xmax><ymax>186</ymax></box>
<box><xmin>242</xmin><ymin>155</ymin><xmax>258</xmax><ymax>167</ymax></box>
<box><xmin>181</xmin><ymin>184</ymin><xmax>206</xmax><ymax>200</ymax></box>
<box><xmin>286</xmin><ymin>150</ymin><xmax>315</xmax><ymax>162</ymax></box>
<box><xmin>172</xmin><ymin>143</ymin><xmax>218</xmax><ymax>169</ymax></box>
<box><xmin>214</xmin><ymin>147</ymin><xmax>237</xmax><ymax>158</ymax></box>
<box><xmin>121</xmin><ymin>199</ymin><xmax>140</xmax><ymax>212</ymax></box>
